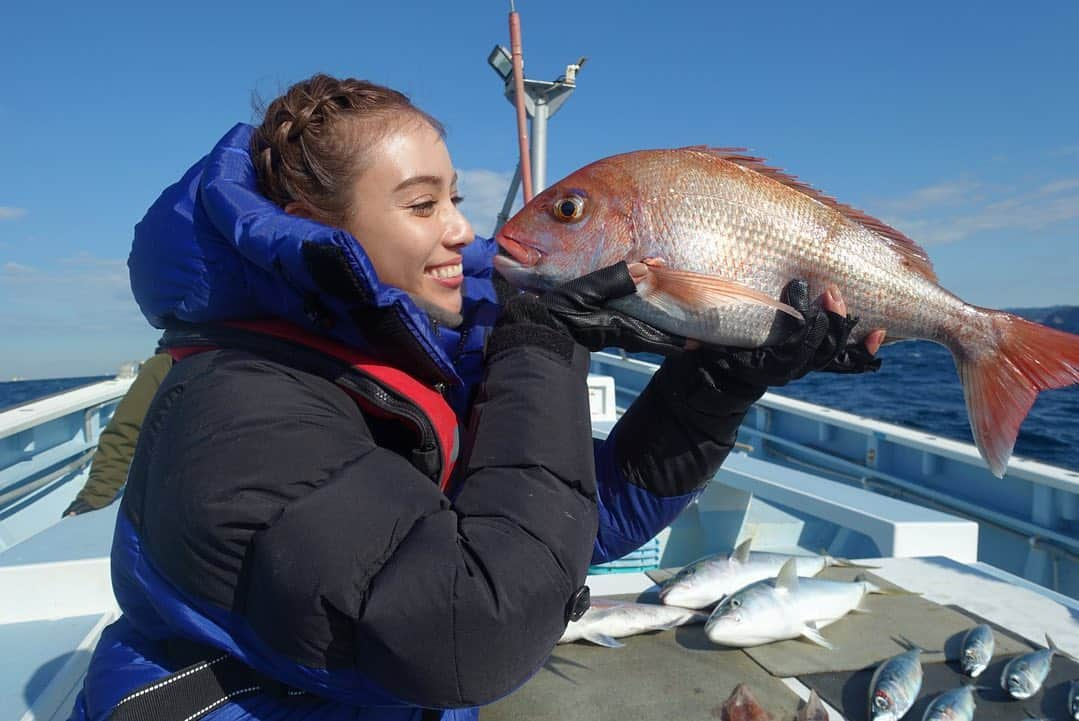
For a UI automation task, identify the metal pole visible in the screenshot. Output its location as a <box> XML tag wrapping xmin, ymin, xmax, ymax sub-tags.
<box><xmin>494</xmin><ymin>162</ymin><xmax>523</xmax><ymax>235</ymax></box>
<box><xmin>508</xmin><ymin>4</ymin><xmax>534</xmax><ymax>203</ymax></box>
<box><xmin>530</xmin><ymin>100</ymin><xmax>549</xmax><ymax>193</ymax></box>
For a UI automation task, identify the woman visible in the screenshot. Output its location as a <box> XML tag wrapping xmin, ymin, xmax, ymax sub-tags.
<box><xmin>73</xmin><ymin>74</ymin><xmax>878</xmax><ymax>721</ymax></box>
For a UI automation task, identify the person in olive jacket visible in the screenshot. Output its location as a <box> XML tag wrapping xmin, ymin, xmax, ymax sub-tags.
<box><xmin>62</xmin><ymin>352</ymin><xmax>173</xmax><ymax>516</ymax></box>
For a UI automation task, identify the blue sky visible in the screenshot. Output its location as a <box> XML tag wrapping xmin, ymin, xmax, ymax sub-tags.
<box><xmin>2</xmin><ymin>1</ymin><xmax>1077</xmax><ymax>379</ymax></box>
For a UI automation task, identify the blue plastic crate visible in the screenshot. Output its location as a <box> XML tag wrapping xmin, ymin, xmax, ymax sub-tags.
<box><xmin>588</xmin><ymin>536</ymin><xmax>661</xmax><ymax>574</ymax></box>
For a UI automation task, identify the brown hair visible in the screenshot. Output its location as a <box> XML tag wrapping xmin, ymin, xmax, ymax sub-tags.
<box><xmin>251</xmin><ymin>74</ymin><xmax>444</xmax><ymax>226</ymax></box>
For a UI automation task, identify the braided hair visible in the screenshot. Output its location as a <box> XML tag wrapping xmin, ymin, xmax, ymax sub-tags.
<box><xmin>251</xmin><ymin>74</ymin><xmax>445</xmax><ymax>227</ymax></box>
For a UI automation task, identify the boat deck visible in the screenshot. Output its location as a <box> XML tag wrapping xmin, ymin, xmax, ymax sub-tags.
<box><xmin>486</xmin><ymin>557</ymin><xmax>1079</xmax><ymax>721</ymax></box>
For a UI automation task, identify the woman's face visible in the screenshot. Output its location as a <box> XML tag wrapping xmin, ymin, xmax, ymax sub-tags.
<box><xmin>345</xmin><ymin>120</ymin><xmax>474</xmax><ymax>316</ymax></box>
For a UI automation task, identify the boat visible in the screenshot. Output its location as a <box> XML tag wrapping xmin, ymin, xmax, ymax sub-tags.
<box><xmin>3</xmin><ymin>12</ymin><xmax>1077</xmax><ymax>721</ymax></box>
<box><xmin>4</xmin><ymin>352</ymin><xmax>1077</xmax><ymax>720</ymax></box>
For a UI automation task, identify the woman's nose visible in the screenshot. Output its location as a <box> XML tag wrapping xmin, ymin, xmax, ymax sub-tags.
<box><xmin>444</xmin><ymin>206</ymin><xmax>474</xmax><ymax>249</ymax></box>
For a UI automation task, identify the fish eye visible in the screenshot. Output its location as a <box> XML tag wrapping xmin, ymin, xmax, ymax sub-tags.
<box><xmin>551</xmin><ymin>195</ymin><xmax>585</xmax><ymax>223</ymax></box>
<box><xmin>731</xmin><ymin>598</ymin><xmax>741</xmax><ymax>608</ymax></box>
<box><xmin>873</xmin><ymin>693</ymin><xmax>891</xmax><ymax>710</ymax></box>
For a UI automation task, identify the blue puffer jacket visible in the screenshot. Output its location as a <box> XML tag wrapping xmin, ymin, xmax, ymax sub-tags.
<box><xmin>71</xmin><ymin>124</ymin><xmax>707</xmax><ymax>721</ymax></box>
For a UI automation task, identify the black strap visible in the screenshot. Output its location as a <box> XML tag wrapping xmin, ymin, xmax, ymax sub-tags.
<box><xmin>108</xmin><ymin>641</ymin><xmax>306</xmax><ymax>721</ymax></box>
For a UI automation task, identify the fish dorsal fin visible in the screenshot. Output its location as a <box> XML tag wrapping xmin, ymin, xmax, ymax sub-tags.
<box><xmin>732</xmin><ymin>537</ymin><xmax>753</xmax><ymax>563</ymax></box>
<box><xmin>776</xmin><ymin>558</ymin><xmax>800</xmax><ymax>592</ymax></box>
<box><xmin>684</xmin><ymin>146</ymin><xmax>939</xmax><ymax>284</ymax></box>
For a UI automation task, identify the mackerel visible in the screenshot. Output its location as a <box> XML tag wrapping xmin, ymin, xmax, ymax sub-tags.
<box><xmin>959</xmin><ymin>624</ymin><xmax>994</xmax><ymax>678</ymax></box>
<box><xmin>920</xmin><ymin>685</ymin><xmax>976</xmax><ymax>721</ymax></box>
<box><xmin>868</xmin><ymin>646</ymin><xmax>924</xmax><ymax>721</ymax></box>
<box><xmin>1001</xmin><ymin>634</ymin><xmax>1076</xmax><ymax>699</ymax></box>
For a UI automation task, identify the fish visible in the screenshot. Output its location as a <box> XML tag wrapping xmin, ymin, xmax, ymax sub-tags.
<box><xmin>1068</xmin><ymin>679</ymin><xmax>1079</xmax><ymax>720</ymax></box>
<box><xmin>920</xmin><ymin>685</ymin><xmax>976</xmax><ymax>721</ymax></box>
<box><xmin>703</xmin><ymin>558</ymin><xmax>892</xmax><ymax>648</ymax></box>
<box><xmin>659</xmin><ymin>537</ymin><xmax>875</xmax><ymax>610</ymax></box>
<box><xmin>1001</xmin><ymin>634</ymin><xmax>1075</xmax><ymax>699</ymax></box>
<box><xmin>959</xmin><ymin>624</ymin><xmax>995</xmax><ymax>678</ymax></box>
<box><xmin>557</xmin><ymin>598</ymin><xmax>707</xmax><ymax>647</ymax></box>
<box><xmin>493</xmin><ymin>147</ymin><xmax>1079</xmax><ymax>477</ymax></box>
<box><xmin>868</xmin><ymin>645</ymin><xmax>924</xmax><ymax>721</ymax></box>
<box><xmin>797</xmin><ymin>689</ymin><xmax>829</xmax><ymax>721</ymax></box>
<box><xmin>722</xmin><ymin>683</ymin><xmax>773</xmax><ymax>721</ymax></box>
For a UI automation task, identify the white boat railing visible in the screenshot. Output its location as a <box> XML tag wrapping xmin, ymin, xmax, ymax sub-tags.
<box><xmin>0</xmin><ymin>376</ymin><xmax>135</xmax><ymax>550</ymax></box>
<box><xmin>588</xmin><ymin>351</ymin><xmax>1079</xmax><ymax>598</ymax></box>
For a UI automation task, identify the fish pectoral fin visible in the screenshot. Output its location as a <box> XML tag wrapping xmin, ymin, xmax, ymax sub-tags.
<box><xmin>585</xmin><ymin>633</ymin><xmax>624</xmax><ymax>648</ymax></box>
<box><xmin>801</xmin><ymin>622</ymin><xmax>835</xmax><ymax>650</ymax></box>
<box><xmin>638</xmin><ymin>266</ymin><xmax>802</xmax><ymax>320</ymax></box>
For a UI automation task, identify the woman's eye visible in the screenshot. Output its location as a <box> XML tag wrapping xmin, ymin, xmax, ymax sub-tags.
<box><xmin>451</xmin><ymin>195</ymin><xmax>464</xmax><ymax>206</ymax></box>
<box><xmin>551</xmin><ymin>196</ymin><xmax>585</xmax><ymax>222</ymax></box>
<box><xmin>410</xmin><ymin>201</ymin><xmax>437</xmax><ymax>217</ymax></box>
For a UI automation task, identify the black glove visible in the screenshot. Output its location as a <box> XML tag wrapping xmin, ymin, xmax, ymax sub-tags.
<box><xmin>488</xmin><ymin>262</ymin><xmax>687</xmax><ymax>361</ymax></box>
<box><xmin>695</xmin><ymin>279</ymin><xmax>881</xmax><ymax>390</ymax></box>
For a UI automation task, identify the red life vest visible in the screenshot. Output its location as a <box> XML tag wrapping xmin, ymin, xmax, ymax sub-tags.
<box><xmin>167</xmin><ymin>319</ymin><xmax>459</xmax><ymax>491</ymax></box>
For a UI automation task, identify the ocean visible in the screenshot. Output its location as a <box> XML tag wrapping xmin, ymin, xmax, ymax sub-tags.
<box><xmin>2</xmin><ymin>339</ymin><xmax>1077</xmax><ymax>471</ymax></box>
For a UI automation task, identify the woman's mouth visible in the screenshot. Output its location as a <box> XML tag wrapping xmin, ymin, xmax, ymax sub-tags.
<box><xmin>425</xmin><ymin>262</ymin><xmax>463</xmax><ymax>288</ymax></box>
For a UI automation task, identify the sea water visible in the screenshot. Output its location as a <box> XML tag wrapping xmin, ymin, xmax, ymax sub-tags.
<box><xmin>2</xmin><ymin>342</ymin><xmax>1077</xmax><ymax>470</ymax></box>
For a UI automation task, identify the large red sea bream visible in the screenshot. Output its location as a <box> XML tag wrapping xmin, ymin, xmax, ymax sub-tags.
<box><xmin>493</xmin><ymin>147</ymin><xmax>1079</xmax><ymax>478</ymax></box>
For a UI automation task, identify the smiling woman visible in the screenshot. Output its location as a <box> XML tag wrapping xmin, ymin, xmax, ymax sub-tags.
<box><xmin>75</xmin><ymin>72</ymin><xmax>883</xmax><ymax>721</ymax></box>
<box><xmin>252</xmin><ymin>76</ymin><xmax>473</xmax><ymax>323</ymax></box>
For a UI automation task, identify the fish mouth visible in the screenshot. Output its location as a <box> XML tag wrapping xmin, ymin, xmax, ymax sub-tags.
<box><xmin>1005</xmin><ymin>678</ymin><xmax>1031</xmax><ymax>699</ymax></box>
<box><xmin>495</xmin><ymin>231</ymin><xmax>543</xmax><ymax>267</ymax></box>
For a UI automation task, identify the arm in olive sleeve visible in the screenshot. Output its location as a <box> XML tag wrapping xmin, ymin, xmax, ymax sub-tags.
<box><xmin>70</xmin><ymin>353</ymin><xmax>173</xmax><ymax>511</ymax></box>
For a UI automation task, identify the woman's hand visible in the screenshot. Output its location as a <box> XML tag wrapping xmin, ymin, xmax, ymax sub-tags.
<box><xmin>690</xmin><ymin>279</ymin><xmax>885</xmax><ymax>390</ymax></box>
<box><xmin>489</xmin><ymin>262</ymin><xmax>688</xmax><ymax>360</ymax></box>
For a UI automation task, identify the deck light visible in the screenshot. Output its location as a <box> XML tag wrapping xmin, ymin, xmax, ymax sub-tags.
<box><xmin>487</xmin><ymin>45</ymin><xmax>513</xmax><ymax>82</ymax></box>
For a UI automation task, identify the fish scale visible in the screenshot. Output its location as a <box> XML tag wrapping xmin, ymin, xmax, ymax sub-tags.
<box><xmin>495</xmin><ymin>146</ymin><xmax>1079</xmax><ymax>477</ymax></box>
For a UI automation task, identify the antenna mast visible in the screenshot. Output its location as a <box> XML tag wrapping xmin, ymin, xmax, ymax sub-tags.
<box><xmin>487</xmin><ymin>3</ymin><xmax>586</xmax><ymax>234</ymax></box>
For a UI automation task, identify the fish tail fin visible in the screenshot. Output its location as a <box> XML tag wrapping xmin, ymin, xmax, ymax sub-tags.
<box><xmin>823</xmin><ymin>553</ymin><xmax>880</xmax><ymax>570</ymax></box>
<box><xmin>957</xmin><ymin>312</ymin><xmax>1079</xmax><ymax>477</ymax></box>
<box><xmin>1046</xmin><ymin>633</ymin><xmax>1079</xmax><ymax>663</ymax></box>
<box><xmin>854</xmin><ymin>574</ymin><xmax>918</xmax><ymax>596</ymax></box>
<box><xmin>892</xmin><ymin>634</ymin><xmax>941</xmax><ymax>654</ymax></box>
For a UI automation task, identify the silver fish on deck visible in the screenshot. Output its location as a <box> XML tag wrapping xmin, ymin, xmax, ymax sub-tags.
<box><xmin>558</xmin><ymin>598</ymin><xmax>706</xmax><ymax>648</ymax></box>
<box><xmin>959</xmin><ymin>624</ymin><xmax>995</xmax><ymax>678</ymax></box>
<box><xmin>1068</xmin><ymin>679</ymin><xmax>1078</xmax><ymax>720</ymax></box>
<box><xmin>1001</xmin><ymin>634</ymin><xmax>1073</xmax><ymax>699</ymax></box>
<box><xmin>920</xmin><ymin>685</ymin><xmax>976</xmax><ymax>721</ymax></box>
<box><xmin>659</xmin><ymin>537</ymin><xmax>875</xmax><ymax>610</ymax></box>
<box><xmin>495</xmin><ymin>147</ymin><xmax>1079</xmax><ymax>477</ymax></box>
<box><xmin>797</xmin><ymin>689</ymin><xmax>829</xmax><ymax>721</ymax></box>
<box><xmin>868</xmin><ymin>646</ymin><xmax>924</xmax><ymax>721</ymax></box>
<box><xmin>703</xmin><ymin>558</ymin><xmax>890</xmax><ymax>648</ymax></box>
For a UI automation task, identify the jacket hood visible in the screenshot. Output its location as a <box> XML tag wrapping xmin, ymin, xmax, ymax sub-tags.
<box><xmin>129</xmin><ymin>123</ymin><xmax>497</xmax><ymax>385</ymax></box>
